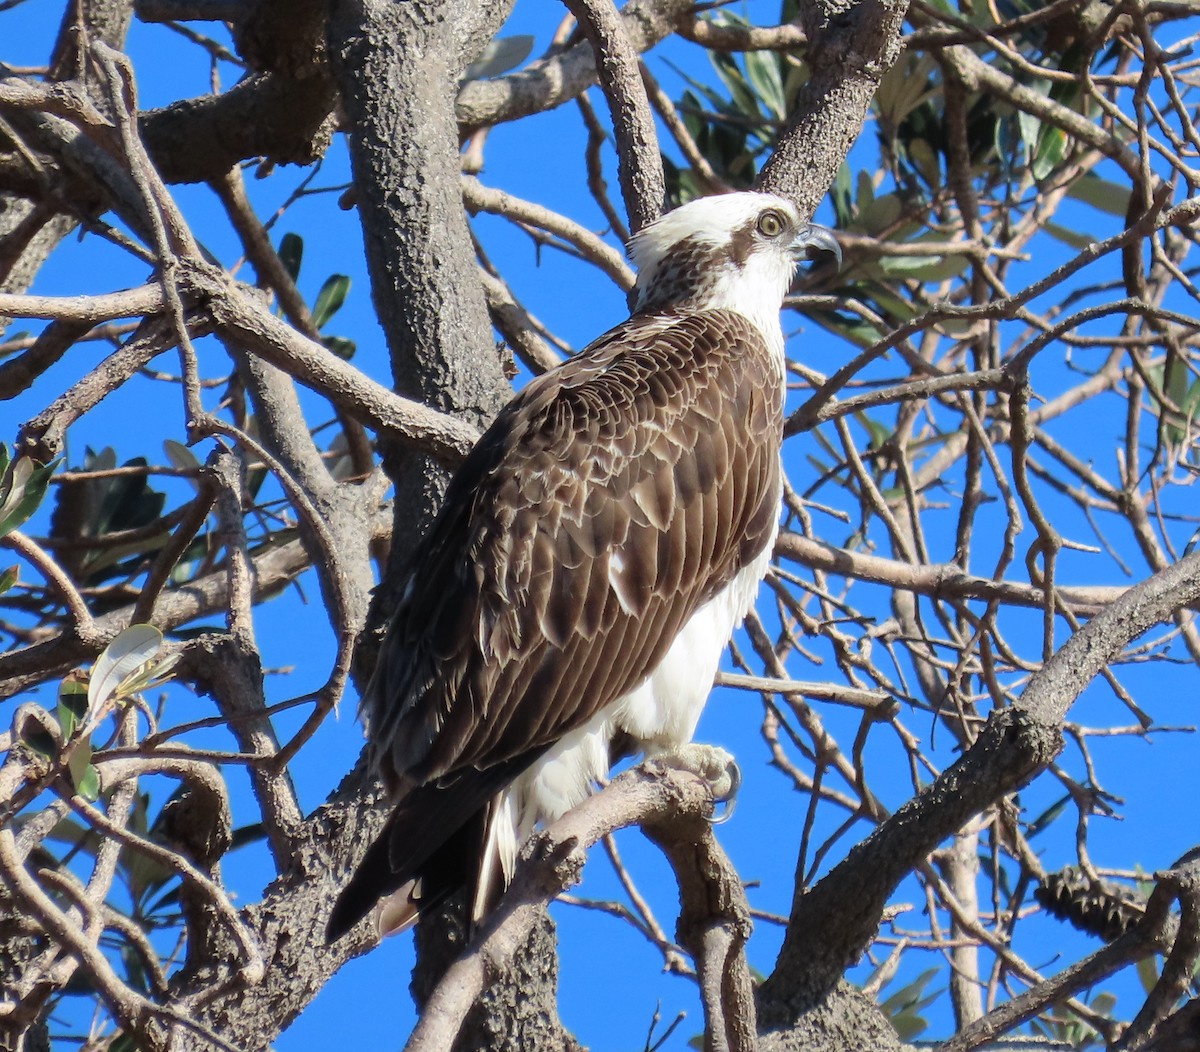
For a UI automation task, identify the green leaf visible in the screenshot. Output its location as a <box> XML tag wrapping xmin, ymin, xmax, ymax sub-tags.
<box><xmin>322</xmin><ymin>335</ymin><xmax>357</xmax><ymax>360</ymax></box>
<box><xmin>1166</xmin><ymin>354</ymin><xmax>1190</xmax><ymax>410</ymax></box>
<box><xmin>809</xmin><ymin>310</ymin><xmax>880</xmax><ymax>349</ymax></box>
<box><xmin>858</xmin><ymin>413</ymin><xmax>893</xmax><ymax>450</ymax></box>
<box><xmin>0</xmin><ymin>452</ymin><xmax>58</xmax><ymax>538</ymax></box>
<box><xmin>70</xmin><ymin>453</ymin><xmax>165</xmax><ymax>541</ymax></box>
<box><xmin>856</xmin><ymin>169</ymin><xmax>875</xmax><ymax>209</ymax></box>
<box><xmin>58</xmin><ymin>673</ymin><xmax>89</xmax><ymax>740</ymax></box>
<box><xmin>857</xmin><ymin>193</ymin><xmax>903</xmax><ymax>236</ymax></box>
<box><xmin>868</xmin><ymin>284</ymin><xmax>923</xmax><ymax>325</ymax></box>
<box><xmin>163</xmin><ymin>439</ymin><xmax>203</xmax><ymax>492</ymax></box>
<box><xmin>68</xmin><ymin>739</ymin><xmax>100</xmax><ymax>802</ymax></box>
<box><xmin>0</xmin><ymin>565</ymin><xmax>16</xmax><ymax>596</ymax></box>
<box><xmin>144</xmin><ymin>883</ymin><xmax>182</xmax><ymax>916</ymax></box>
<box><xmin>709</xmin><ymin>51</ymin><xmax>762</xmax><ymax>126</ymax></box>
<box><xmin>1044</xmin><ymin>221</ymin><xmax>1095</xmax><ymax>250</ymax></box>
<box><xmin>906</xmin><ymin>136</ymin><xmax>941</xmax><ymax>189</ymax></box>
<box><xmin>743</xmin><ymin>48</ymin><xmax>786</xmax><ymax>120</ymax></box>
<box><xmin>278</xmin><ymin>233</ymin><xmax>303</xmax><ymax>282</ymax></box>
<box><xmin>116</xmin><ymin>650</ymin><xmax>180</xmax><ymax>698</ymax></box>
<box><xmin>39</xmin><ymin>815</ymin><xmax>98</xmax><ymax>855</ymax></box>
<box><xmin>876</xmin><ymin>252</ymin><xmax>970</xmax><ymax>283</ymax></box>
<box><xmin>124</xmin><ymin>841</ymin><xmax>177</xmax><ymax>905</ymax></box>
<box><xmin>1016</xmin><ymin>110</ymin><xmax>1041</xmax><ymax>166</ymax></box>
<box><xmin>1033</xmin><ymin>125</ymin><xmax>1068</xmax><ymax>180</ymax></box>
<box><xmin>81</xmin><ymin>764</ymin><xmax>109</xmax><ymax>800</ymax></box>
<box><xmin>1067</xmin><ymin>172</ymin><xmax>1132</xmax><ymax>216</ymax></box>
<box><xmin>1026</xmin><ymin>792</ymin><xmax>1070</xmax><ymax>838</ymax></box>
<box><xmin>875</xmin><ymin>52</ymin><xmax>937</xmax><ymax>127</ymax></box>
<box><xmin>668</xmin><ymin>69</ymin><xmax>736</xmax><ymax>122</ymax></box>
<box><xmin>831</xmin><ymin>162</ymin><xmax>854</xmax><ymax>227</ymax></box>
<box><xmin>1136</xmin><ymin>954</ymin><xmax>1159</xmax><ymax>994</ymax></box>
<box><xmin>890</xmin><ymin>1008</ymin><xmax>929</xmax><ymax>1042</ymax></box>
<box><xmin>128</xmin><ymin>791</ymin><xmax>150</xmax><ymax>836</ymax></box>
<box><xmin>312</xmin><ymin>274</ymin><xmax>351</xmax><ymax>329</ymax></box>
<box><xmin>880</xmin><ymin>967</ymin><xmax>939</xmax><ymax>1041</ymax></box>
<box><xmin>1182</xmin><ymin>377</ymin><xmax>1200</xmax><ymax>429</ymax></box>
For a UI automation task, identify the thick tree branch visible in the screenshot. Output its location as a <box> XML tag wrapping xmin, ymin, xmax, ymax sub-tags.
<box><xmin>138</xmin><ymin>71</ymin><xmax>337</xmax><ymax>184</ymax></box>
<box><xmin>762</xmin><ymin>549</ymin><xmax>1200</xmax><ymax>1021</ymax></box>
<box><xmin>643</xmin><ymin>810</ymin><xmax>757</xmax><ymax>1052</ymax></box>
<box><xmin>563</xmin><ymin>0</ymin><xmax>664</xmax><ymax>232</ymax></box>
<box><xmin>456</xmin><ymin>0</ymin><xmax>693</xmax><ymax>133</ymax></box>
<box><xmin>756</xmin><ymin>0</ymin><xmax>909</xmax><ymax>216</ymax></box>
<box><xmin>403</xmin><ymin>760</ymin><xmax>723</xmax><ymax>1052</ymax></box>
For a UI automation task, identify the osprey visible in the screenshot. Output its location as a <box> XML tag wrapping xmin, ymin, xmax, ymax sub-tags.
<box><xmin>327</xmin><ymin>191</ymin><xmax>839</xmax><ymax>940</ymax></box>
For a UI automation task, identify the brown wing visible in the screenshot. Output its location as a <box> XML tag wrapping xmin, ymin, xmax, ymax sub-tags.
<box><xmin>364</xmin><ymin>308</ymin><xmax>783</xmax><ymax>792</ymax></box>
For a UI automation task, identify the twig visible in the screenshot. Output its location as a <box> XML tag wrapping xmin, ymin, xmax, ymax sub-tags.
<box><xmin>0</xmin><ymin>529</ymin><xmax>98</xmax><ymax>643</ymax></box>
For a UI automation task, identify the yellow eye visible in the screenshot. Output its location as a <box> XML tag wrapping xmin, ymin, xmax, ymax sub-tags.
<box><xmin>756</xmin><ymin>210</ymin><xmax>786</xmax><ymax>238</ymax></box>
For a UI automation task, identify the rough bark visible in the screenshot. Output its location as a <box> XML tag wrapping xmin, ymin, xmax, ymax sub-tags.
<box><xmin>130</xmin><ymin>0</ymin><xmax>694</xmax><ymax>188</ymax></box>
<box><xmin>0</xmin><ymin>0</ymin><xmax>133</xmax><ymax>308</ymax></box>
<box><xmin>48</xmin><ymin>0</ymin><xmax>134</xmax><ymax>78</ymax></box>
<box><xmin>755</xmin><ymin>0</ymin><xmax>909</xmax><ymax>218</ymax></box>
<box><xmin>327</xmin><ymin>0</ymin><xmax>509</xmax><ymax>426</ymax></box>
<box><xmin>759</xmin><ymin>982</ymin><xmax>904</xmax><ymax>1052</ymax></box>
<box><xmin>0</xmin><ymin>9</ymin><xmax>134</xmax><ymax>1047</ymax></box>
<box><xmin>173</xmin><ymin>773</ymin><xmax>390</xmax><ymax>1050</ymax></box>
<box><xmin>322</xmin><ymin>4</ymin><xmax>578</xmax><ymax>1051</ymax></box>
<box><xmin>138</xmin><ymin>72</ymin><xmax>338</xmax><ymax>185</ymax></box>
<box><xmin>0</xmin><ymin>907</ymin><xmax>52</xmax><ymax>1052</ymax></box>
<box><xmin>413</xmin><ymin>906</ymin><xmax>583</xmax><ymax>1052</ymax></box>
<box><xmin>455</xmin><ymin>0</ymin><xmax>694</xmax><ymax>134</ymax></box>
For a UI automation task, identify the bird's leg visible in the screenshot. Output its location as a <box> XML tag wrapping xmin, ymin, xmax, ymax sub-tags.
<box><xmin>652</xmin><ymin>743</ymin><xmax>741</xmax><ymax>823</ymax></box>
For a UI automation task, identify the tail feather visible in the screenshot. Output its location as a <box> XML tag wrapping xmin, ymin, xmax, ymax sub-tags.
<box><xmin>326</xmin><ymin>753</ymin><xmax>537</xmax><ymax>943</ymax></box>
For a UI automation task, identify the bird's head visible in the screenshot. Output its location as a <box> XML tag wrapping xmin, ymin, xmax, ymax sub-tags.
<box><xmin>627</xmin><ymin>192</ymin><xmax>840</xmax><ymax>324</ymax></box>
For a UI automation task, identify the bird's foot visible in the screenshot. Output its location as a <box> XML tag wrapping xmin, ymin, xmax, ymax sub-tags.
<box><xmin>654</xmin><ymin>743</ymin><xmax>741</xmax><ymax>823</ymax></box>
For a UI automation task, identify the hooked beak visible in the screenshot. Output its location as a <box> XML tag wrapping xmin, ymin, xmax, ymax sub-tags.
<box><xmin>792</xmin><ymin>223</ymin><xmax>842</xmax><ymax>271</ymax></box>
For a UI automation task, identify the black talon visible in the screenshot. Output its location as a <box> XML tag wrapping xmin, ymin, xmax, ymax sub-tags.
<box><xmin>709</xmin><ymin>758</ymin><xmax>741</xmax><ymax>825</ymax></box>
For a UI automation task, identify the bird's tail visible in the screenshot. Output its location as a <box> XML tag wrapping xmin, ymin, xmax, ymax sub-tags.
<box><xmin>326</xmin><ymin>753</ymin><xmax>538</xmax><ymax>942</ymax></box>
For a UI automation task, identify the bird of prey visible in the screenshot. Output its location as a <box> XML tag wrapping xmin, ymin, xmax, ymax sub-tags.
<box><xmin>327</xmin><ymin>191</ymin><xmax>839</xmax><ymax>941</ymax></box>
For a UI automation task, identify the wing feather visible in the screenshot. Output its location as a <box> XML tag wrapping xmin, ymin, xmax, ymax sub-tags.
<box><xmin>363</xmin><ymin>308</ymin><xmax>783</xmax><ymax>796</ymax></box>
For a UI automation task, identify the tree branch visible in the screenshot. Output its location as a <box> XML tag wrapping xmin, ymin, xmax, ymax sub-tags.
<box><xmin>403</xmin><ymin>760</ymin><xmax>723</xmax><ymax>1052</ymax></box>
<box><xmin>563</xmin><ymin>0</ymin><xmax>664</xmax><ymax>232</ymax></box>
<box><xmin>762</xmin><ymin>549</ymin><xmax>1200</xmax><ymax>1020</ymax></box>
<box><xmin>756</xmin><ymin>0</ymin><xmax>909</xmax><ymax>216</ymax></box>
